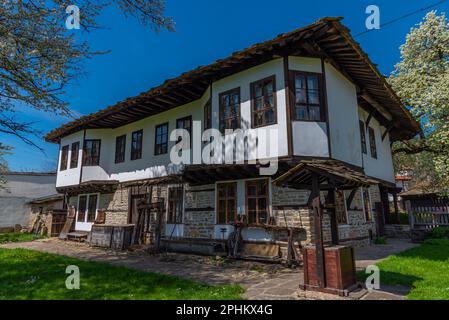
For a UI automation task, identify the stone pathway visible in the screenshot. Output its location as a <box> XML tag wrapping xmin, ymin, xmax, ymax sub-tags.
<box><xmin>0</xmin><ymin>238</ymin><xmax>417</xmax><ymax>300</ymax></box>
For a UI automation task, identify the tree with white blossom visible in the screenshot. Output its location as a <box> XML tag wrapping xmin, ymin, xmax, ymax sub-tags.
<box><xmin>390</xmin><ymin>11</ymin><xmax>449</xmax><ymax>193</ymax></box>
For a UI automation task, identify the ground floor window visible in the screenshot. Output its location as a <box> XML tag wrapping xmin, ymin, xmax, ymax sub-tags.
<box><xmin>167</xmin><ymin>187</ymin><xmax>183</xmax><ymax>224</ymax></box>
<box><xmin>77</xmin><ymin>194</ymin><xmax>99</xmax><ymax>223</ymax></box>
<box><xmin>246</xmin><ymin>179</ymin><xmax>269</xmax><ymax>225</ymax></box>
<box><xmin>217</xmin><ymin>182</ymin><xmax>237</xmax><ymax>224</ymax></box>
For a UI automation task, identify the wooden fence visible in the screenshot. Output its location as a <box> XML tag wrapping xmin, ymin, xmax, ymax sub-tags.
<box><xmin>406</xmin><ymin>196</ymin><xmax>449</xmax><ymax>230</ymax></box>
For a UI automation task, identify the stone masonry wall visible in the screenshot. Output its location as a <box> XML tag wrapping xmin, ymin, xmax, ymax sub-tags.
<box><xmin>272</xmin><ymin>185</ymin><xmax>382</xmax><ymax>248</ymax></box>
<box><xmin>100</xmin><ymin>187</ymin><xmax>129</xmax><ymax>225</ymax></box>
<box><xmin>183</xmin><ymin>184</ymin><xmax>215</xmax><ymax>239</ymax></box>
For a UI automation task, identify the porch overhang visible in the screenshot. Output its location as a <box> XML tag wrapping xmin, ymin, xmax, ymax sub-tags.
<box><xmin>57</xmin><ymin>180</ymin><xmax>119</xmax><ymax>195</ymax></box>
<box><xmin>272</xmin><ymin>160</ymin><xmax>379</xmax><ymax>190</ymax></box>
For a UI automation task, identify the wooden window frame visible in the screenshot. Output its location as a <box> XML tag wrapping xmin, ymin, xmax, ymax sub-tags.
<box><xmin>245</xmin><ymin>179</ymin><xmax>270</xmax><ymax>225</ymax></box>
<box><xmin>250</xmin><ymin>75</ymin><xmax>277</xmax><ymax>128</ymax></box>
<box><xmin>204</xmin><ymin>99</ymin><xmax>212</xmax><ymax>131</ymax></box>
<box><xmin>176</xmin><ymin>116</ymin><xmax>192</xmax><ymax>149</ymax></box>
<box><xmin>167</xmin><ymin>187</ymin><xmax>183</xmax><ymax>224</ymax></box>
<box><xmin>219</xmin><ymin>87</ymin><xmax>241</xmax><ymax>133</ymax></box>
<box><xmin>70</xmin><ymin>142</ymin><xmax>79</xmax><ymax>169</ymax></box>
<box><xmin>216</xmin><ymin>182</ymin><xmax>237</xmax><ymax>224</ymax></box>
<box><xmin>290</xmin><ymin>71</ymin><xmax>325</xmax><ymax>122</ymax></box>
<box><xmin>76</xmin><ymin>193</ymin><xmax>99</xmax><ymax>223</ymax></box>
<box><xmin>60</xmin><ymin>145</ymin><xmax>69</xmax><ymax>171</ymax></box>
<box><xmin>115</xmin><ymin>135</ymin><xmax>126</xmax><ymax>164</ymax></box>
<box><xmin>368</xmin><ymin>126</ymin><xmax>377</xmax><ymax>159</ymax></box>
<box><xmin>154</xmin><ymin>123</ymin><xmax>169</xmax><ymax>156</ymax></box>
<box><xmin>82</xmin><ymin>139</ymin><xmax>101</xmax><ymax>166</ymax></box>
<box><xmin>359</xmin><ymin>120</ymin><xmax>367</xmax><ymax>155</ymax></box>
<box><xmin>131</xmin><ymin>130</ymin><xmax>143</xmax><ymax>161</ymax></box>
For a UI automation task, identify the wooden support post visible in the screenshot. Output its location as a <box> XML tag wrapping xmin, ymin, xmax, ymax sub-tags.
<box><xmin>406</xmin><ymin>200</ymin><xmax>414</xmax><ymax>229</ymax></box>
<box><xmin>328</xmin><ymin>190</ymin><xmax>339</xmax><ymax>245</ymax></box>
<box><xmin>393</xmin><ymin>192</ymin><xmax>400</xmax><ymax>224</ymax></box>
<box><xmin>312</xmin><ymin>174</ymin><xmax>326</xmax><ymax>289</ymax></box>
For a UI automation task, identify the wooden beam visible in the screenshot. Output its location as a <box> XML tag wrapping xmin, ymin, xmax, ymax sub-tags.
<box><xmin>360</xmin><ymin>91</ymin><xmax>393</xmax><ymax>121</ymax></box>
<box><xmin>311</xmin><ymin>173</ymin><xmax>326</xmax><ymax>289</ymax></box>
<box><xmin>283</xmin><ymin>56</ymin><xmax>293</xmax><ymax>157</ymax></box>
<box><xmin>346</xmin><ymin>188</ymin><xmax>358</xmax><ymax>210</ymax></box>
<box><xmin>365</xmin><ymin>110</ymin><xmax>374</xmax><ymax>128</ymax></box>
<box><xmin>382</xmin><ymin>123</ymin><xmax>394</xmax><ymax>141</ymax></box>
<box><xmin>328</xmin><ymin>190</ymin><xmax>339</xmax><ymax>245</ymax></box>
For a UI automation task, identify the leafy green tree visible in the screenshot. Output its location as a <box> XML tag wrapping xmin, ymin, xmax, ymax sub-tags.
<box><xmin>0</xmin><ymin>0</ymin><xmax>174</xmax><ymax>150</ymax></box>
<box><xmin>390</xmin><ymin>11</ymin><xmax>449</xmax><ymax>192</ymax></box>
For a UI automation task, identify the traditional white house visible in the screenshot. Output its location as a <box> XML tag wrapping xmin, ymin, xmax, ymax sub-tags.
<box><xmin>45</xmin><ymin>18</ymin><xmax>420</xmax><ymax>259</ymax></box>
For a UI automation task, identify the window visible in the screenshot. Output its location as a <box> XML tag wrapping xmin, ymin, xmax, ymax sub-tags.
<box><xmin>336</xmin><ymin>190</ymin><xmax>348</xmax><ymax>225</ymax></box>
<box><xmin>87</xmin><ymin>194</ymin><xmax>98</xmax><ymax>222</ymax></box>
<box><xmin>291</xmin><ymin>72</ymin><xmax>324</xmax><ymax>121</ymax></box>
<box><xmin>204</xmin><ymin>100</ymin><xmax>212</xmax><ymax>131</ymax></box>
<box><xmin>70</xmin><ymin>142</ymin><xmax>79</xmax><ymax>169</ymax></box>
<box><xmin>246</xmin><ymin>180</ymin><xmax>269</xmax><ymax>225</ymax></box>
<box><xmin>167</xmin><ymin>187</ymin><xmax>183</xmax><ymax>224</ymax></box>
<box><xmin>176</xmin><ymin>116</ymin><xmax>192</xmax><ymax>151</ymax></box>
<box><xmin>359</xmin><ymin>121</ymin><xmax>367</xmax><ymax>155</ymax></box>
<box><xmin>217</xmin><ymin>183</ymin><xmax>237</xmax><ymax>224</ymax></box>
<box><xmin>251</xmin><ymin>76</ymin><xmax>277</xmax><ymax>127</ymax></box>
<box><xmin>60</xmin><ymin>145</ymin><xmax>69</xmax><ymax>171</ymax></box>
<box><xmin>362</xmin><ymin>188</ymin><xmax>372</xmax><ymax>222</ymax></box>
<box><xmin>77</xmin><ymin>194</ymin><xmax>98</xmax><ymax>223</ymax></box>
<box><xmin>83</xmin><ymin>140</ymin><xmax>101</xmax><ymax>166</ymax></box>
<box><xmin>368</xmin><ymin>127</ymin><xmax>377</xmax><ymax>159</ymax></box>
<box><xmin>115</xmin><ymin>135</ymin><xmax>126</xmax><ymax>163</ymax></box>
<box><xmin>219</xmin><ymin>88</ymin><xmax>240</xmax><ymax>133</ymax></box>
<box><xmin>131</xmin><ymin>130</ymin><xmax>143</xmax><ymax>160</ymax></box>
<box><xmin>155</xmin><ymin>123</ymin><xmax>169</xmax><ymax>155</ymax></box>
<box><xmin>77</xmin><ymin>195</ymin><xmax>87</xmax><ymax>222</ymax></box>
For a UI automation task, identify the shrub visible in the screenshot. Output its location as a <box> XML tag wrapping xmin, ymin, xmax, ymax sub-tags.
<box><xmin>428</xmin><ymin>227</ymin><xmax>449</xmax><ymax>239</ymax></box>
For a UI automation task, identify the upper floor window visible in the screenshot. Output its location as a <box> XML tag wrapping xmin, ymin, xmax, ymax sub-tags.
<box><xmin>246</xmin><ymin>179</ymin><xmax>269</xmax><ymax>225</ymax></box>
<box><xmin>131</xmin><ymin>130</ymin><xmax>143</xmax><ymax>161</ymax></box>
<box><xmin>83</xmin><ymin>140</ymin><xmax>101</xmax><ymax>166</ymax></box>
<box><xmin>204</xmin><ymin>100</ymin><xmax>212</xmax><ymax>131</ymax></box>
<box><xmin>115</xmin><ymin>135</ymin><xmax>126</xmax><ymax>163</ymax></box>
<box><xmin>368</xmin><ymin>127</ymin><xmax>377</xmax><ymax>159</ymax></box>
<box><xmin>219</xmin><ymin>88</ymin><xmax>240</xmax><ymax>133</ymax></box>
<box><xmin>251</xmin><ymin>76</ymin><xmax>277</xmax><ymax>128</ymax></box>
<box><xmin>176</xmin><ymin>116</ymin><xmax>192</xmax><ymax>150</ymax></box>
<box><xmin>217</xmin><ymin>182</ymin><xmax>237</xmax><ymax>224</ymax></box>
<box><xmin>167</xmin><ymin>187</ymin><xmax>183</xmax><ymax>224</ymax></box>
<box><xmin>155</xmin><ymin>123</ymin><xmax>169</xmax><ymax>155</ymax></box>
<box><xmin>359</xmin><ymin>121</ymin><xmax>367</xmax><ymax>155</ymax></box>
<box><xmin>70</xmin><ymin>142</ymin><xmax>79</xmax><ymax>169</ymax></box>
<box><xmin>291</xmin><ymin>72</ymin><xmax>324</xmax><ymax>121</ymax></box>
<box><xmin>60</xmin><ymin>145</ymin><xmax>69</xmax><ymax>171</ymax></box>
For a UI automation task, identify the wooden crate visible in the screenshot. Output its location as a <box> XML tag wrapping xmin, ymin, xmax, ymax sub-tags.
<box><xmin>90</xmin><ymin>225</ymin><xmax>134</xmax><ymax>250</ymax></box>
<box><xmin>302</xmin><ymin>245</ymin><xmax>357</xmax><ymax>296</ymax></box>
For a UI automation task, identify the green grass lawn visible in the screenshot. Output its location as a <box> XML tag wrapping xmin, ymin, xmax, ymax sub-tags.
<box><xmin>0</xmin><ymin>248</ymin><xmax>244</xmax><ymax>300</ymax></box>
<box><xmin>358</xmin><ymin>239</ymin><xmax>449</xmax><ymax>300</ymax></box>
<box><xmin>0</xmin><ymin>232</ymin><xmax>41</xmax><ymax>244</ymax></box>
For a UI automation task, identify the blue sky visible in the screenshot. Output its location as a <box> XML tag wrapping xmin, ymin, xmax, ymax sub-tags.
<box><xmin>3</xmin><ymin>0</ymin><xmax>448</xmax><ymax>171</ymax></box>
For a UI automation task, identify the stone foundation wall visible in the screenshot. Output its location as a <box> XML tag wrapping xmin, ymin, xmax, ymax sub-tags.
<box><xmin>384</xmin><ymin>224</ymin><xmax>411</xmax><ymax>239</ymax></box>
<box><xmin>64</xmin><ymin>181</ymin><xmax>383</xmax><ymax>249</ymax></box>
